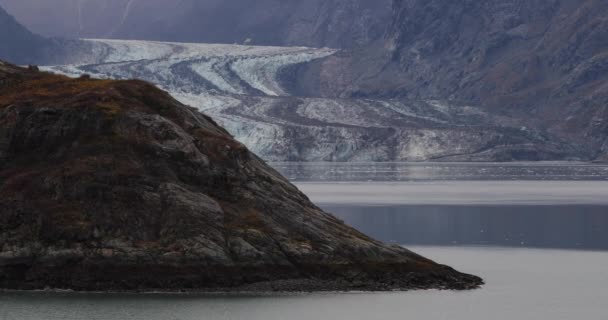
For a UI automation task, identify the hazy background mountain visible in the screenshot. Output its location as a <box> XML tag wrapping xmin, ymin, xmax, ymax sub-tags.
<box><xmin>0</xmin><ymin>0</ymin><xmax>391</xmax><ymax>48</ymax></box>
<box><xmin>0</xmin><ymin>5</ymin><xmax>90</xmax><ymax>65</ymax></box>
<box><xmin>0</xmin><ymin>5</ymin><xmax>51</xmax><ymax>64</ymax></box>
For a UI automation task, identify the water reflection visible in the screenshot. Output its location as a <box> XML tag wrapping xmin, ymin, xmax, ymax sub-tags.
<box><xmin>324</xmin><ymin>205</ymin><xmax>608</xmax><ymax>250</ymax></box>
<box><xmin>277</xmin><ymin>162</ymin><xmax>608</xmax><ymax>251</ymax></box>
<box><xmin>272</xmin><ymin>162</ymin><xmax>608</xmax><ymax>182</ymax></box>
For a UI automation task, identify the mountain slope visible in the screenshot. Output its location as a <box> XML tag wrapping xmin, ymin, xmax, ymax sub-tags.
<box><xmin>0</xmin><ymin>61</ymin><xmax>482</xmax><ymax>291</ymax></box>
<box><xmin>345</xmin><ymin>0</ymin><xmax>608</xmax><ymax>159</ymax></box>
<box><xmin>295</xmin><ymin>0</ymin><xmax>608</xmax><ymax>160</ymax></box>
<box><xmin>0</xmin><ymin>5</ymin><xmax>49</xmax><ymax>64</ymax></box>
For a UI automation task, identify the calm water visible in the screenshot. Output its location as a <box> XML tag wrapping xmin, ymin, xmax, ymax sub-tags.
<box><xmin>2</xmin><ymin>247</ymin><xmax>608</xmax><ymax>320</ymax></box>
<box><xmin>2</xmin><ymin>162</ymin><xmax>608</xmax><ymax>319</ymax></box>
<box><xmin>285</xmin><ymin>162</ymin><xmax>608</xmax><ymax>250</ymax></box>
<box><xmin>325</xmin><ymin>205</ymin><xmax>608</xmax><ymax>250</ymax></box>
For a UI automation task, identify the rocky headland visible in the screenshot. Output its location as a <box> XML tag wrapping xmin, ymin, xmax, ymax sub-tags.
<box><xmin>0</xmin><ymin>62</ymin><xmax>482</xmax><ymax>292</ymax></box>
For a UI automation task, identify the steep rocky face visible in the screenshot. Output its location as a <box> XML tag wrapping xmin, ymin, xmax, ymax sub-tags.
<box><xmin>0</xmin><ymin>0</ymin><xmax>391</xmax><ymax>48</ymax></box>
<box><xmin>346</xmin><ymin>0</ymin><xmax>608</xmax><ymax>159</ymax></box>
<box><xmin>0</xmin><ymin>62</ymin><xmax>482</xmax><ymax>291</ymax></box>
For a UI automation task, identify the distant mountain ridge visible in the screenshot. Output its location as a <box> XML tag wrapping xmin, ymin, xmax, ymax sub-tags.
<box><xmin>0</xmin><ymin>5</ymin><xmax>49</xmax><ymax>64</ymax></box>
<box><xmin>0</xmin><ymin>0</ymin><xmax>391</xmax><ymax>48</ymax></box>
<box><xmin>0</xmin><ymin>5</ymin><xmax>89</xmax><ymax>65</ymax></box>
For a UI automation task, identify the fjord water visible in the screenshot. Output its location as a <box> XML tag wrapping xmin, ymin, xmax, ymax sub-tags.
<box><xmin>2</xmin><ymin>162</ymin><xmax>608</xmax><ymax>320</ymax></box>
<box><xmin>287</xmin><ymin>162</ymin><xmax>608</xmax><ymax>250</ymax></box>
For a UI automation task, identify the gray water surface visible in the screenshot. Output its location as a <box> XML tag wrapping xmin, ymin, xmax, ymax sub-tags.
<box><xmin>282</xmin><ymin>162</ymin><xmax>608</xmax><ymax>251</ymax></box>
<box><xmin>325</xmin><ymin>204</ymin><xmax>608</xmax><ymax>250</ymax></box>
<box><xmin>2</xmin><ymin>247</ymin><xmax>607</xmax><ymax>320</ymax></box>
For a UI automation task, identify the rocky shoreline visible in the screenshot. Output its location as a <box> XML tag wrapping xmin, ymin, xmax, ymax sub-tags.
<box><xmin>0</xmin><ymin>256</ymin><xmax>482</xmax><ymax>292</ymax></box>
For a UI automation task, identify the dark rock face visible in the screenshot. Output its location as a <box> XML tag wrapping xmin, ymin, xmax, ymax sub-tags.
<box><xmin>0</xmin><ymin>62</ymin><xmax>482</xmax><ymax>291</ymax></box>
<box><xmin>0</xmin><ymin>0</ymin><xmax>392</xmax><ymax>48</ymax></box>
<box><xmin>343</xmin><ymin>0</ymin><xmax>608</xmax><ymax>159</ymax></box>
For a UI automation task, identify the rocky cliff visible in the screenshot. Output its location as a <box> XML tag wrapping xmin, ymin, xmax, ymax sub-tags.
<box><xmin>0</xmin><ymin>61</ymin><xmax>482</xmax><ymax>291</ymax></box>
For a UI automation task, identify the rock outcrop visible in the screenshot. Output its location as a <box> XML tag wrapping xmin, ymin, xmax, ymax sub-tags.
<box><xmin>0</xmin><ymin>62</ymin><xmax>482</xmax><ymax>291</ymax></box>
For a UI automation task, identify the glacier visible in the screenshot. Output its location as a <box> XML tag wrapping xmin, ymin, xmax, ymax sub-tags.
<box><xmin>42</xmin><ymin>39</ymin><xmax>569</xmax><ymax>161</ymax></box>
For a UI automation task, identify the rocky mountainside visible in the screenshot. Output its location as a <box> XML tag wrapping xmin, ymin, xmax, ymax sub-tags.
<box><xmin>335</xmin><ymin>0</ymin><xmax>608</xmax><ymax>160</ymax></box>
<box><xmin>0</xmin><ymin>61</ymin><xmax>482</xmax><ymax>291</ymax></box>
<box><xmin>0</xmin><ymin>0</ymin><xmax>391</xmax><ymax>48</ymax></box>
